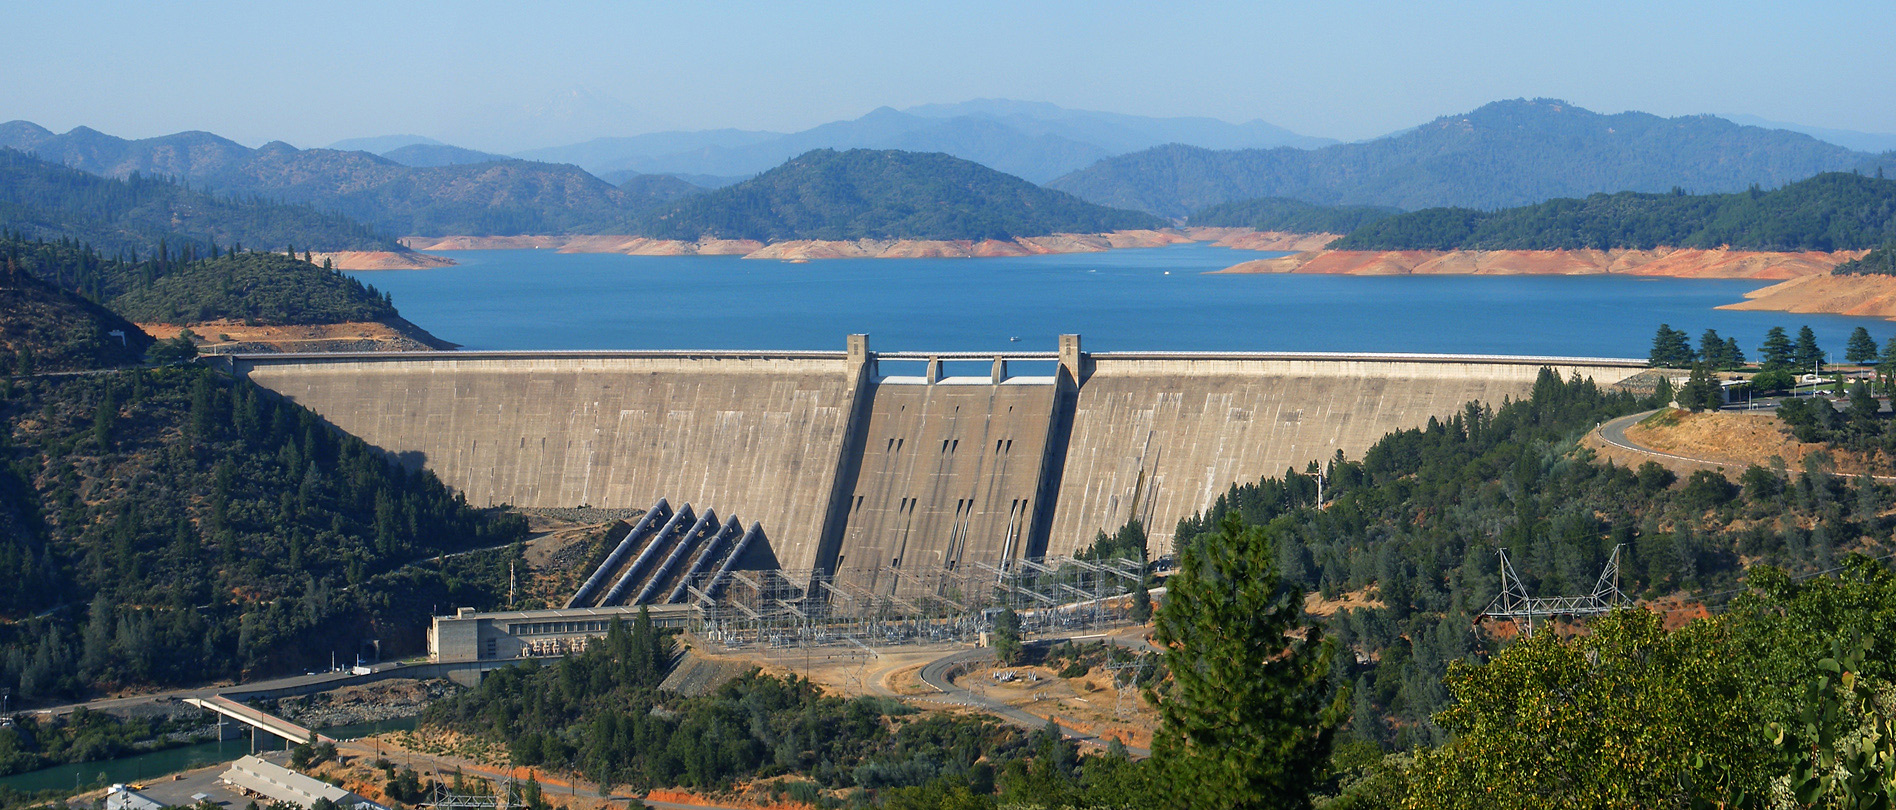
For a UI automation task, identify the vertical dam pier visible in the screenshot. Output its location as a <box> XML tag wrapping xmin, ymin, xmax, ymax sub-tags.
<box><xmin>225</xmin><ymin>337</ymin><xmax>1645</xmax><ymax>596</ymax></box>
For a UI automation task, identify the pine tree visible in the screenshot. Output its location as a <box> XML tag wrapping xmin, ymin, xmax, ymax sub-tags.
<box><xmin>1846</xmin><ymin>326</ymin><xmax>1879</xmax><ymax>364</ymax></box>
<box><xmin>1723</xmin><ymin>337</ymin><xmax>1746</xmax><ymax>368</ymax></box>
<box><xmin>1150</xmin><ymin>513</ymin><xmax>1343</xmax><ymax>810</ymax></box>
<box><xmin>1760</xmin><ymin>327</ymin><xmax>1795</xmax><ymax>370</ymax></box>
<box><xmin>1649</xmin><ymin>325</ymin><xmax>1694</xmax><ymax>368</ymax></box>
<box><xmin>1681</xmin><ymin>363</ymin><xmax>1719</xmax><ymax>411</ymax></box>
<box><xmin>1793</xmin><ymin>325</ymin><xmax>1826</xmax><ymax>371</ymax></box>
<box><xmin>1698</xmin><ymin>329</ymin><xmax>1728</xmax><ymax>369</ymax></box>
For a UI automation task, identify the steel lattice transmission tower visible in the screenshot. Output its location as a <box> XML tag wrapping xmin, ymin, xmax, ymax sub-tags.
<box><xmin>1479</xmin><ymin>545</ymin><xmax>1630</xmax><ymax>638</ymax></box>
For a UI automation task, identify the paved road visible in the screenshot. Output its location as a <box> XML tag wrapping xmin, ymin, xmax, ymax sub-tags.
<box><xmin>913</xmin><ymin>631</ymin><xmax>1154</xmax><ymax>758</ymax></box>
<box><xmin>1596</xmin><ymin>408</ymin><xmax>1896</xmax><ymax>483</ymax></box>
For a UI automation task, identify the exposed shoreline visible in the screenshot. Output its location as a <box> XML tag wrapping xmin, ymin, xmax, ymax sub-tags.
<box><xmin>395</xmin><ymin>228</ymin><xmax>1335</xmax><ymax>261</ymax></box>
<box><xmin>311</xmin><ymin>250</ymin><xmax>458</xmax><ymax>271</ymax></box>
<box><xmin>1214</xmin><ymin>246</ymin><xmax>1883</xmax><ymax>320</ymax></box>
<box><xmin>141</xmin><ymin>316</ymin><xmax>458</xmax><ymax>353</ymax></box>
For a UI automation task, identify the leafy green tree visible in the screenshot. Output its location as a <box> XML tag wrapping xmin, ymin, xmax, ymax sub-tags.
<box><xmin>1795</xmin><ymin>325</ymin><xmax>1828</xmax><ymax>371</ymax></box>
<box><xmin>1761</xmin><ymin>327</ymin><xmax>1795</xmax><ymax>371</ymax></box>
<box><xmin>1405</xmin><ymin>610</ymin><xmax>1773</xmax><ymax>809</ymax></box>
<box><xmin>1150</xmin><ymin>513</ymin><xmax>1343</xmax><ymax>810</ymax></box>
<box><xmin>1846</xmin><ymin>327</ymin><xmax>1880</xmax><ymax>365</ymax></box>
<box><xmin>1750</xmin><ymin>368</ymin><xmax>1795</xmax><ymax>393</ymax></box>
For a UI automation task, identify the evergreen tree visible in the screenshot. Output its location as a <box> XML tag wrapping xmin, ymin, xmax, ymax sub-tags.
<box><xmin>1760</xmin><ymin>327</ymin><xmax>1795</xmax><ymax>371</ymax></box>
<box><xmin>1845</xmin><ymin>326</ymin><xmax>1879</xmax><ymax>364</ymax></box>
<box><xmin>1681</xmin><ymin>363</ymin><xmax>1720</xmax><ymax>412</ymax></box>
<box><xmin>1793</xmin><ymin>325</ymin><xmax>1826</xmax><ymax>371</ymax></box>
<box><xmin>1723</xmin><ymin>337</ymin><xmax>1746</xmax><ymax>369</ymax></box>
<box><xmin>1150</xmin><ymin>513</ymin><xmax>1343</xmax><ymax>810</ymax></box>
<box><xmin>992</xmin><ymin>608</ymin><xmax>1023</xmax><ymax>665</ymax></box>
<box><xmin>1648</xmin><ymin>324</ymin><xmax>1694</xmax><ymax>368</ymax></box>
<box><xmin>1698</xmin><ymin>329</ymin><xmax>1729</xmax><ymax>369</ymax></box>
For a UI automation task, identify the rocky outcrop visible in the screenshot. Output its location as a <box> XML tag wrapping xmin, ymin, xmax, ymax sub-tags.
<box><xmin>1719</xmin><ymin>274</ymin><xmax>1896</xmax><ymax>320</ymax></box>
<box><xmin>1216</xmin><ymin>248</ymin><xmax>1863</xmax><ymax>278</ymax></box>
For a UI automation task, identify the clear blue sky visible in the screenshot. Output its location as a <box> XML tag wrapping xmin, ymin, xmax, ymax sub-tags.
<box><xmin>7</xmin><ymin>0</ymin><xmax>1893</xmax><ymax>151</ymax></box>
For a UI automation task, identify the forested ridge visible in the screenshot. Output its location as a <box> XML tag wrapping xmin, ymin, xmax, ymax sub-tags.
<box><xmin>0</xmin><ymin>262</ymin><xmax>153</xmax><ymax>373</ymax></box>
<box><xmin>1185</xmin><ymin>196</ymin><xmax>1396</xmax><ymax>234</ymax></box>
<box><xmin>637</xmin><ymin>149</ymin><xmax>1163</xmax><ymax>242</ymax></box>
<box><xmin>1330</xmin><ymin>171</ymin><xmax>1896</xmax><ymax>251</ymax></box>
<box><xmin>6</xmin><ymin>235</ymin><xmax>400</xmax><ymax>327</ymax></box>
<box><xmin>0</xmin><ymin>149</ymin><xmax>399</xmax><ymax>256</ymax></box>
<box><xmin>0</xmin><ymin>366</ymin><xmax>527</xmax><ymax>700</ymax></box>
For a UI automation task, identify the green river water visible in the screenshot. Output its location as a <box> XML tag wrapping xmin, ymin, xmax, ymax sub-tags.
<box><xmin>0</xmin><ymin>717</ymin><xmax>417</xmax><ymax>795</ymax></box>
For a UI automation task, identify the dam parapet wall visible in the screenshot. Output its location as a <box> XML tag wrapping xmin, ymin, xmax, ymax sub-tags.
<box><xmin>231</xmin><ymin>339</ymin><xmax>1646</xmax><ymax>595</ymax></box>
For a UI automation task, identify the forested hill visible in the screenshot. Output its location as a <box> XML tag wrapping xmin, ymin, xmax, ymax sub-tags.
<box><xmin>0</xmin><ymin>366</ymin><xmax>529</xmax><ymax>699</ymax></box>
<box><xmin>636</xmin><ymin>148</ymin><xmax>1163</xmax><ymax>241</ymax></box>
<box><xmin>0</xmin><ymin>261</ymin><xmax>152</xmax><ymax>373</ymax></box>
<box><xmin>110</xmin><ymin>252</ymin><xmax>399</xmax><ymax>325</ymax></box>
<box><xmin>1048</xmin><ymin>98</ymin><xmax>1889</xmax><ymax>218</ymax></box>
<box><xmin>0</xmin><ymin>123</ymin><xmax>708</xmax><ymax>236</ymax></box>
<box><xmin>1186</xmin><ymin>196</ymin><xmax>1397</xmax><ymax>234</ymax></box>
<box><xmin>1328</xmin><ymin>171</ymin><xmax>1896</xmax><ymax>251</ymax></box>
<box><xmin>0</xmin><ymin>149</ymin><xmax>398</xmax><ymax>256</ymax></box>
<box><xmin>6</xmin><ymin>236</ymin><xmax>403</xmax><ymax>329</ymax></box>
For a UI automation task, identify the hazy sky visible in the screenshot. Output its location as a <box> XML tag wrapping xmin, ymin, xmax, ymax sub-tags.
<box><xmin>8</xmin><ymin>0</ymin><xmax>1894</xmax><ymax>151</ymax></box>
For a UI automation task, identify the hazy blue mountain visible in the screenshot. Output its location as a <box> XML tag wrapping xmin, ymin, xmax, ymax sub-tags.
<box><xmin>380</xmin><ymin>143</ymin><xmax>511</xmax><ymax>167</ymax></box>
<box><xmin>0</xmin><ymin>148</ymin><xmax>398</xmax><ymax>254</ymax></box>
<box><xmin>617</xmin><ymin>173</ymin><xmax>708</xmax><ymax>208</ymax></box>
<box><xmin>1048</xmin><ymin>99</ymin><xmax>1885</xmax><ymax>218</ymax></box>
<box><xmin>637</xmin><ymin>148</ymin><xmax>1163</xmax><ymax>241</ymax></box>
<box><xmin>327</xmin><ymin>134</ymin><xmax>446</xmax><ymax>153</ymax></box>
<box><xmin>512</xmin><ymin>101</ymin><xmax>1330</xmax><ymax>184</ymax></box>
<box><xmin>517</xmin><ymin>129</ymin><xmax>783</xmax><ymax>172</ymax></box>
<box><xmin>1721</xmin><ymin>114</ymin><xmax>1896</xmax><ymax>155</ymax></box>
<box><xmin>0</xmin><ymin>123</ymin><xmax>656</xmax><ymax>235</ymax></box>
<box><xmin>601</xmin><ymin>169</ymin><xmax>749</xmax><ymax>188</ymax></box>
<box><xmin>903</xmin><ymin>98</ymin><xmax>1336</xmax><ymax>152</ymax></box>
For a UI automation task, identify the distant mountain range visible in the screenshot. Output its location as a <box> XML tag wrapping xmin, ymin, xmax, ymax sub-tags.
<box><xmin>1047</xmin><ymin>99</ymin><xmax>1896</xmax><ymax>218</ymax></box>
<box><xmin>0</xmin><ymin>122</ymin><xmax>686</xmax><ymax>236</ymax></box>
<box><xmin>514</xmin><ymin>100</ymin><xmax>1334</xmax><ymax>184</ymax></box>
<box><xmin>637</xmin><ymin>148</ymin><xmax>1163</xmax><ymax>242</ymax></box>
<box><xmin>0</xmin><ymin>148</ymin><xmax>399</xmax><ymax>255</ymax></box>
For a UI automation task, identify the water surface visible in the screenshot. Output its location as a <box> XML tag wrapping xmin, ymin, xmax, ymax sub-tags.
<box><xmin>351</xmin><ymin>243</ymin><xmax>1885</xmax><ymax>358</ymax></box>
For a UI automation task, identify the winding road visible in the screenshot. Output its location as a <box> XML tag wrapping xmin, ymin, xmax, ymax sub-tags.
<box><xmin>913</xmin><ymin>629</ymin><xmax>1154</xmax><ymax>758</ymax></box>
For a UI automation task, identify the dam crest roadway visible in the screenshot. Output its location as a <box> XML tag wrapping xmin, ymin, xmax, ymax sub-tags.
<box><xmin>217</xmin><ymin>336</ymin><xmax>1646</xmax><ymax>598</ymax></box>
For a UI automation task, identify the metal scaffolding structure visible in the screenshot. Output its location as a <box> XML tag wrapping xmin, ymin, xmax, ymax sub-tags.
<box><xmin>1479</xmin><ymin>545</ymin><xmax>1629</xmax><ymax>637</ymax></box>
<box><xmin>684</xmin><ymin>554</ymin><xmax>1147</xmax><ymax>651</ymax></box>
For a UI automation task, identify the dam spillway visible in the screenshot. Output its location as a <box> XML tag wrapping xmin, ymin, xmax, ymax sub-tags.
<box><xmin>226</xmin><ymin>336</ymin><xmax>1645</xmax><ymax>595</ymax></box>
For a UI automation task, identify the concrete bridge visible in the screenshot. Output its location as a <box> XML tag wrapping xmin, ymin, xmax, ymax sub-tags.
<box><xmin>223</xmin><ymin>337</ymin><xmax>1644</xmax><ymax>597</ymax></box>
<box><xmin>183</xmin><ymin>695</ymin><xmax>326</xmax><ymax>744</ymax></box>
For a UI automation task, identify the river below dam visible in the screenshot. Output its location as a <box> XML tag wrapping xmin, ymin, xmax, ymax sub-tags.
<box><xmin>350</xmin><ymin>243</ymin><xmax>1888</xmax><ymax>358</ymax></box>
<box><xmin>0</xmin><ymin>717</ymin><xmax>416</xmax><ymax>795</ymax></box>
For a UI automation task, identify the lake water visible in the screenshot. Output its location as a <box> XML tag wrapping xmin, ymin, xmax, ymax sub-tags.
<box><xmin>0</xmin><ymin>717</ymin><xmax>416</xmax><ymax>795</ymax></box>
<box><xmin>351</xmin><ymin>243</ymin><xmax>1886</xmax><ymax>358</ymax></box>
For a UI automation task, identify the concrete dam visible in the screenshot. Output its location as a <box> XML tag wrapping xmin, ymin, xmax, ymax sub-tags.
<box><xmin>228</xmin><ymin>336</ymin><xmax>1644</xmax><ymax>596</ymax></box>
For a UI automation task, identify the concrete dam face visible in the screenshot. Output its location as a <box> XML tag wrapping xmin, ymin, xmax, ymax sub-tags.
<box><xmin>230</xmin><ymin>337</ymin><xmax>1644</xmax><ymax>595</ymax></box>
